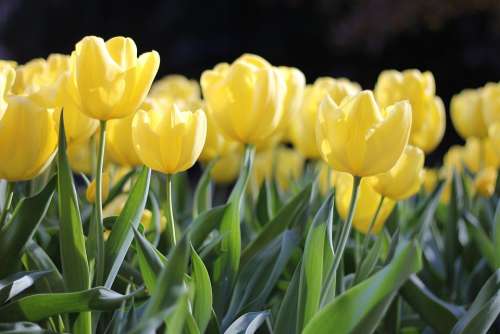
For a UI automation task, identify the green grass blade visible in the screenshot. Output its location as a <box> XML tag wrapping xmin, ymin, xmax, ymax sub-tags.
<box><xmin>191</xmin><ymin>248</ymin><xmax>213</xmax><ymax>333</ymax></box>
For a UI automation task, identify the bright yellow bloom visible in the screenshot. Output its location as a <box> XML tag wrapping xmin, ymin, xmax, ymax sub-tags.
<box><xmin>106</xmin><ymin>113</ymin><xmax>142</xmax><ymax>167</ymax></box>
<box><xmin>150</xmin><ymin>74</ymin><xmax>201</xmax><ymax>109</ymax></box>
<box><xmin>474</xmin><ymin>167</ymin><xmax>497</xmax><ymax>197</ymax></box>
<box><xmin>249</xmin><ymin>149</ymin><xmax>274</xmax><ymax>196</ymax></box>
<box><xmin>422</xmin><ymin>168</ymin><xmax>439</xmax><ymax>193</ymax></box>
<box><xmin>275</xmin><ymin>147</ymin><xmax>304</xmax><ymax>192</ymax></box>
<box><xmin>375</xmin><ymin>69</ymin><xmax>443</xmax><ymax>152</ymax></box>
<box><xmin>290</xmin><ymin>77</ymin><xmax>361</xmax><ymax>158</ymax></box>
<box><xmin>442</xmin><ymin>145</ymin><xmax>464</xmax><ymax>174</ymax></box>
<box><xmin>489</xmin><ymin>123</ymin><xmax>500</xmax><ymax>158</ymax></box>
<box><xmin>276</xmin><ymin>66</ymin><xmax>305</xmax><ymax>133</ymax></box>
<box><xmin>67</xmin><ymin>139</ymin><xmax>94</xmax><ymax>174</ymax></box>
<box><xmin>132</xmin><ymin>99</ymin><xmax>207</xmax><ymax>174</ymax></box>
<box><xmin>461</xmin><ymin>138</ymin><xmax>481</xmax><ymax>172</ymax></box>
<box><xmin>483</xmin><ymin>137</ymin><xmax>500</xmax><ymax>168</ymax></box>
<box><xmin>210</xmin><ymin>148</ymin><xmax>242</xmax><ymax>184</ymax></box>
<box><xmin>200</xmin><ymin>54</ymin><xmax>286</xmax><ymax>145</ymax></box>
<box><xmin>335</xmin><ymin>173</ymin><xmax>396</xmax><ymax>235</ymax></box>
<box><xmin>73</xmin><ymin>36</ymin><xmax>160</xmax><ymax>120</ymax></box>
<box><xmin>368</xmin><ymin>145</ymin><xmax>424</xmax><ymax>200</ymax></box>
<box><xmin>0</xmin><ymin>96</ymin><xmax>57</xmax><ymax>181</ymax></box>
<box><xmin>86</xmin><ymin>173</ymin><xmax>110</xmax><ymax>203</ymax></box>
<box><xmin>317</xmin><ymin>90</ymin><xmax>412</xmax><ymax>177</ymax></box>
<box><xmin>481</xmin><ymin>82</ymin><xmax>500</xmax><ymax>125</ymax></box>
<box><xmin>0</xmin><ymin>63</ymin><xmax>15</xmax><ymax>120</ymax></box>
<box><xmin>451</xmin><ymin>88</ymin><xmax>488</xmax><ymax>139</ymax></box>
<box><xmin>199</xmin><ymin>104</ymin><xmax>239</xmax><ymax>162</ymax></box>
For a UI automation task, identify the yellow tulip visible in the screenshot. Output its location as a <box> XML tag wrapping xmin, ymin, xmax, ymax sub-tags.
<box><xmin>150</xmin><ymin>74</ymin><xmax>201</xmax><ymax>109</ymax></box>
<box><xmin>410</xmin><ymin>96</ymin><xmax>446</xmax><ymax>153</ymax></box>
<box><xmin>317</xmin><ymin>90</ymin><xmax>412</xmax><ymax>177</ymax></box>
<box><xmin>481</xmin><ymin>82</ymin><xmax>500</xmax><ymax>125</ymax></box>
<box><xmin>0</xmin><ymin>60</ymin><xmax>17</xmax><ymax>68</ymax></box>
<box><xmin>0</xmin><ymin>95</ymin><xmax>57</xmax><ymax>181</ymax></box>
<box><xmin>442</xmin><ymin>145</ymin><xmax>464</xmax><ymax>174</ymax></box>
<box><xmin>422</xmin><ymin>168</ymin><xmax>439</xmax><ymax>193</ymax></box>
<box><xmin>199</xmin><ymin>104</ymin><xmax>239</xmax><ymax>162</ymax></box>
<box><xmin>86</xmin><ymin>173</ymin><xmax>110</xmax><ymax>203</ymax></box>
<box><xmin>106</xmin><ymin>113</ymin><xmax>142</xmax><ymax>167</ymax></box>
<box><xmin>451</xmin><ymin>89</ymin><xmax>488</xmax><ymax>139</ymax></box>
<box><xmin>276</xmin><ymin>66</ymin><xmax>305</xmax><ymax>132</ymax></box>
<box><xmin>0</xmin><ymin>63</ymin><xmax>15</xmax><ymax>120</ymax></box>
<box><xmin>474</xmin><ymin>167</ymin><xmax>497</xmax><ymax>197</ymax></box>
<box><xmin>73</xmin><ymin>36</ymin><xmax>160</xmax><ymax>120</ymax></box>
<box><xmin>249</xmin><ymin>149</ymin><xmax>274</xmax><ymax>196</ymax></box>
<box><xmin>132</xmin><ymin>99</ymin><xmax>207</xmax><ymax>174</ymax></box>
<box><xmin>489</xmin><ymin>123</ymin><xmax>500</xmax><ymax>158</ymax></box>
<box><xmin>461</xmin><ymin>138</ymin><xmax>481</xmax><ymax>172</ymax></box>
<box><xmin>67</xmin><ymin>139</ymin><xmax>94</xmax><ymax>174</ymax></box>
<box><xmin>290</xmin><ymin>77</ymin><xmax>360</xmax><ymax>158</ymax></box>
<box><xmin>335</xmin><ymin>173</ymin><xmax>396</xmax><ymax>235</ymax></box>
<box><xmin>275</xmin><ymin>147</ymin><xmax>304</xmax><ymax>192</ymax></box>
<box><xmin>484</xmin><ymin>136</ymin><xmax>500</xmax><ymax>168</ymax></box>
<box><xmin>200</xmin><ymin>54</ymin><xmax>286</xmax><ymax>145</ymax></box>
<box><xmin>210</xmin><ymin>148</ymin><xmax>242</xmax><ymax>184</ymax></box>
<box><xmin>368</xmin><ymin>145</ymin><xmax>424</xmax><ymax>200</ymax></box>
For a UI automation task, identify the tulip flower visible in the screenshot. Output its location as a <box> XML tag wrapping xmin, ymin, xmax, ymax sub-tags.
<box><xmin>317</xmin><ymin>90</ymin><xmax>412</xmax><ymax>177</ymax></box>
<box><xmin>451</xmin><ymin>89</ymin><xmax>488</xmax><ymax>139</ymax></box>
<box><xmin>483</xmin><ymin>137</ymin><xmax>500</xmax><ymax>168</ymax></box>
<box><xmin>422</xmin><ymin>168</ymin><xmax>439</xmax><ymax>193</ymax></box>
<box><xmin>73</xmin><ymin>36</ymin><xmax>160</xmax><ymax>121</ymax></box>
<box><xmin>369</xmin><ymin>145</ymin><xmax>424</xmax><ymax>201</ymax></box>
<box><xmin>86</xmin><ymin>173</ymin><xmax>110</xmax><ymax>203</ymax></box>
<box><xmin>291</xmin><ymin>77</ymin><xmax>360</xmax><ymax>158</ymax></box>
<box><xmin>276</xmin><ymin>66</ymin><xmax>306</xmax><ymax>133</ymax></box>
<box><xmin>481</xmin><ymin>82</ymin><xmax>500</xmax><ymax>125</ymax></box>
<box><xmin>275</xmin><ymin>147</ymin><xmax>304</xmax><ymax>192</ymax></box>
<box><xmin>335</xmin><ymin>173</ymin><xmax>396</xmax><ymax>235</ymax></box>
<box><xmin>106</xmin><ymin>114</ymin><xmax>142</xmax><ymax>167</ymax></box>
<box><xmin>0</xmin><ymin>95</ymin><xmax>57</xmax><ymax>181</ymax></box>
<box><xmin>133</xmin><ymin>98</ymin><xmax>207</xmax><ymax>246</ymax></box>
<box><xmin>67</xmin><ymin>139</ymin><xmax>94</xmax><ymax>174</ymax></box>
<box><xmin>410</xmin><ymin>96</ymin><xmax>446</xmax><ymax>153</ymax></box>
<box><xmin>201</xmin><ymin>54</ymin><xmax>286</xmax><ymax>145</ymax></box>
<box><xmin>473</xmin><ymin>167</ymin><xmax>497</xmax><ymax>198</ymax></box>
<box><xmin>210</xmin><ymin>148</ymin><xmax>242</xmax><ymax>184</ymax></box>
<box><xmin>249</xmin><ymin>149</ymin><xmax>274</xmax><ymax>197</ymax></box>
<box><xmin>0</xmin><ymin>63</ymin><xmax>15</xmax><ymax>121</ymax></box>
<box><xmin>489</xmin><ymin>123</ymin><xmax>500</xmax><ymax>158</ymax></box>
<box><xmin>150</xmin><ymin>74</ymin><xmax>201</xmax><ymax>109</ymax></box>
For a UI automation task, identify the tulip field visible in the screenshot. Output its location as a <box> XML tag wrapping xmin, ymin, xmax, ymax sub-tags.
<box><xmin>0</xmin><ymin>35</ymin><xmax>500</xmax><ymax>333</ymax></box>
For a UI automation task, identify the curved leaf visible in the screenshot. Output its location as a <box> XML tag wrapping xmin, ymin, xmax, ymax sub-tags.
<box><xmin>0</xmin><ymin>271</ymin><xmax>51</xmax><ymax>303</ymax></box>
<box><xmin>224</xmin><ymin>311</ymin><xmax>270</xmax><ymax>334</ymax></box>
<box><xmin>191</xmin><ymin>248</ymin><xmax>213</xmax><ymax>333</ymax></box>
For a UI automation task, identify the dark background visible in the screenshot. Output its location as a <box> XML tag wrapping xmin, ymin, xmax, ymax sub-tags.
<box><xmin>1</xmin><ymin>0</ymin><xmax>500</xmax><ymax>165</ymax></box>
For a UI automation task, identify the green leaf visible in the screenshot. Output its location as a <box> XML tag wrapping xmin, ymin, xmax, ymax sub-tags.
<box><xmin>451</xmin><ymin>269</ymin><xmax>500</xmax><ymax>334</ymax></box>
<box><xmin>0</xmin><ymin>271</ymin><xmax>51</xmax><ymax>303</ymax></box>
<box><xmin>103</xmin><ymin>169</ymin><xmax>135</xmax><ymax>207</ymax></box>
<box><xmin>133</xmin><ymin>227</ymin><xmax>165</xmax><ymax>293</ymax></box>
<box><xmin>296</xmin><ymin>193</ymin><xmax>332</xmax><ymax>331</ymax></box>
<box><xmin>445</xmin><ymin>171</ymin><xmax>462</xmax><ymax>284</ymax></box>
<box><xmin>0</xmin><ymin>287</ymin><xmax>139</xmax><ymax>322</ymax></box>
<box><xmin>493</xmin><ymin>200</ymin><xmax>500</xmax><ymax>263</ymax></box>
<box><xmin>24</xmin><ymin>241</ymin><xmax>65</xmax><ymax>293</ymax></box>
<box><xmin>193</xmin><ymin>160</ymin><xmax>215</xmax><ymax>218</ymax></box>
<box><xmin>191</xmin><ymin>248</ymin><xmax>213</xmax><ymax>334</ymax></box>
<box><xmin>463</xmin><ymin>211</ymin><xmax>498</xmax><ymax>269</ymax></box>
<box><xmin>401</xmin><ymin>275</ymin><xmax>462</xmax><ymax>334</ymax></box>
<box><xmin>303</xmin><ymin>240</ymin><xmax>422</xmax><ymax>334</ymax></box>
<box><xmin>0</xmin><ymin>322</ymin><xmax>50</xmax><ymax>333</ymax></box>
<box><xmin>353</xmin><ymin>235</ymin><xmax>383</xmax><ymax>284</ymax></box>
<box><xmin>274</xmin><ymin>263</ymin><xmax>301</xmax><ymax>334</ymax></box>
<box><xmin>224</xmin><ymin>311</ymin><xmax>270</xmax><ymax>334</ymax></box>
<box><xmin>104</xmin><ymin>166</ymin><xmax>151</xmax><ymax>289</ymax></box>
<box><xmin>187</xmin><ymin>204</ymin><xmax>230</xmax><ymax>250</ymax></box>
<box><xmin>0</xmin><ymin>178</ymin><xmax>55</xmax><ymax>278</ymax></box>
<box><xmin>241</xmin><ymin>183</ymin><xmax>311</xmax><ymax>265</ymax></box>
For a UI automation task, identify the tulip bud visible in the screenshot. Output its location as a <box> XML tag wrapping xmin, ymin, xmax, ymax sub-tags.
<box><xmin>481</xmin><ymin>82</ymin><xmax>500</xmax><ymax>125</ymax></box>
<box><xmin>474</xmin><ymin>167</ymin><xmax>497</xmax><ymax>197</ymax></box>
<box><xmin>73</xmin><ymin>36</ymin><xmax>160</xmax><ymax>120</ymax></box>
<box><xmin>86</xmin><ymin>173</ymin><xmax>110</xmax><ymax>203</ymax></box>
<box><xmin>275</xmin><ymin>66</ymin><xmax>306</xmax><ymax>133</ymax></box>
<box><xmin>275</xmin><ymin>147</ymin><xmax>304</xmax><ymax>192</ymax></box>
<box><xmin>132</xmin><ymin>99</ymin><xmax>207</xmax><ymax>174</ymax></box>
<box><xmin>489</xmin><ymin>123</ymin><xmax>500</xmax><ymax>159</ymax></box>
<box><xmin>451</xmin><ymin>89</ymin><xmax>488</xmax><ymax>139</ymax></box>
<box><xmin>290</xmin><ymin>77</ymin><xmax>360</xmax><ymax>158</ymax></box>
<box><xmin>335</xmin><ymin>173</ymin><xmax>395</xmax><ymax>235</ymax></box>
<box><xmin>410</xmin><ymin>96</ymin><xmax>446</xmax><ymax>153</ymax></box>
<box><xmin>422</xmin><ymin>168</ymin><xmax>439</xmax><ymax>194</ymax></box>
<box><xmin>317</xmin><ymin>90</ymin><xmax>412</xmax><ymax>177</ymax></box>
<box><xmin>150</xmin><ymin>74</ymin><xmax>201</xmax><ymax>109</ymax></box>
<box><xmin>210</xmin><ymin>148</ymin><xmax>243</xmax><ymax>184</ymax></box>
<box><xmin>0</xmin><ymin>95</ymin><xmax>57</xmax><ymax>181</ymax></box>
<box><xmin>201</xmin><ymin>54</ymin><xmax>286</xmax><ymax>145</ymax></box>
<box><xmin>368</xmin><ymin>145</ymin><xmax>424</xmax><ymax>200</ymax></box>
<box><xmin>106</xmin><ymin>113</ymin><xmax>142</xmax><ymax>167</ymax></box>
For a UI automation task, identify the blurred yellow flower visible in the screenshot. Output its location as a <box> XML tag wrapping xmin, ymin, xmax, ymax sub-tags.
<box><xmin>0</xmin><ymin>63</ymin><xmax>15</xmax><ymax>120</ymax></box>
<box><xmin>410</xmin><ymin>96</ymin><xmax>446</xmax><ymax>153</ymax></box>
<box><xmin>67</xmin><ymin>139</ymin><xmax>94</xmax><ymax>174</ymax></box>
<box><xmin>132</xmin><ymin>99</ymin><xmax>207</xmax><ymax>174</ymax></box>
<box><xmin>335</xmin><ymin>173</ymin><xmax>396</xmax><ymax>235</ymax></box>
<box><xmin>368</xmin><ymin>145</ymin><xmax>424</xmax><ymax>200</ymax></box>
<box><xmin>489</xmin><ymin>123</ymin><xmax>500</xmax><ymax>159</ymax></box>
<box><xmin>481</xmin><ymin>82</ymin><xmax>500</xmax><ymax>125</ymax></box>
<box><xmin>451</xmin><ymin>88</ymin><xmax>488</xmax><ymax>139</ymax></box>
<box><xmin>276</xmin><ymin>66</ymin><xmax>305</xmax><ymax>133</ymax></box>
<box><xmin>150</xmin><ymin>74</ymin><xmax>201</xmax><ymax>109</ymax></box>
<box><xmin>73</xmin><ymin>36</ymin><xmax>160</xmax><ymax>120</ymax></box>
<box><xmin>86</xmin><ymin>173</ymin><xmax>110</xmax><ymax>203</ymax></box>
<box><xmin>275</xmin><ymin>147</ymin><xmax>304</xmax><ymax>192</ymax></box>
<box><xmin>201</xmin><ymin>54</ymin><xmax>286</xmax><ymax>145</ymax></box>
<box><xmin>249</xmin><ymin>149</ymin><xmax>274</xmax><ymax>196</ymax></box>
<box><xmin>317</xmin><ymin>90</ymin><xmax>411</xmax><ymax>177</ymax></box>
<box><xmin>210</xmin><ymin>148</ymin><xmax>242</xmax><ymax>184</ymax></box>
<box><xmin>474</xmin><ymin>167</ymin><xmax>497</xmax><ymax>198</ymax></box>
<box><xmin>422</xmin><ymin>168</ymin><xmax>439</xmax><ymax>194</ymax></box>
<box><xmin>106</xmin><ymin>113</ymin><xmax>142</xmax><ymax>167</ymax></box>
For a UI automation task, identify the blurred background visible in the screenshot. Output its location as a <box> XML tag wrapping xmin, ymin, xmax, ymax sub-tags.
<box><xmin>1</xmin><ymin>0</ymin><xmax>500</xmax><ymax>164</ymax></box>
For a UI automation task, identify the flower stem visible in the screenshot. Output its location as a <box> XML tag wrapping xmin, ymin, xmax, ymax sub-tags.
<box><xmin>165</xmin><ymin>174</ymin><xmax>176</xmax><ymax>247</ymax></box>
<box><xmin>360</xmin><ymin>196</ymin><xmax>385</xmax><ymax>257</ymax></box>
<box><xmin>0</xmin><ymin>182</ymin><xmax>14</xmax><ymax>228</ymax></box>
<box><xmin>94</xmin><ymin>120</ymin><xmax>107</xmax><ymax>285</ymax></box>
<box><xmin>320</xmin><ymin>175</ymin><xmax>362</xmax><ymax>307</ymax></box>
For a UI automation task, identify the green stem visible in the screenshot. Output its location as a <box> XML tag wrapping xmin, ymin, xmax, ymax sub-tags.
<box><xmin>320</xmin><ymin>175</ymin><xmax>362</xmax><ymax>307</ymax></box>
<box><xmin>165</xmin><ymin>174</ymin><xmax>176</xmax><ymax>247</ymax></box>
<box><xmin>360</xmin><ymin>196</ymin><xmax>385</xmax><ymax>258</ymax></box>
<box><xmin>0</xmin><ymin>182</ymin><xmax>14</xmax><ymax>228</ymax></box>
<box><xmin>94</xmin><ymin>120</ymin><xmax>107</xmax><ymax>285</ymax></box>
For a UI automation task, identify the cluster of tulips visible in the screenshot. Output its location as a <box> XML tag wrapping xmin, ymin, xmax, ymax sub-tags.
<box><xmin>0</xmin><ymin>35</ymin><xmax>499</xmax><ymax>334</ymax></box>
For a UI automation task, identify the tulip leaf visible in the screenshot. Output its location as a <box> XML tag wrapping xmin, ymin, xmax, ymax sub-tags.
<box><xmin>133</xmin><ymin>227</ymin><xmax>165</xmax><ymax>293</ymax></box>
<box><xmin>451</xmin><ymin>269</ymin><xmax>500</xmax><ymax>334</ymax></box>
<box><xmin>274</xmin><ymin>263</ymin><xmax>301</xmax><ymax>334</ymax></box>
<box><xmin>191</xmin><ymin>248</ymin><xmax>213</xmax><ymax>334</ymax></box>
<box><xmin>224</xmin><ymin>311</ymin><xmax>270</xmax><ymax>334</ymax></box>
<box><xmin>103</xmin><ymin>169</ymin><xmax>135</xmax><ymax>207</ymax></box>
<box><xmin>494</xmin><ymin>200</ymin><xmax>500</xmax><ymax>263</ymax></box>
<box><xmin>0</xmin><ymin>271</ymin><xmax>51</xmax><ymax>304</ymax></box>
<box><xmin>303</xmin><ymin>239</ymin><xmax>422</xmax><ymax>334</ymax></box>
<box><xmin>0</xmin><ymin>177</ymin><xmax>55</xmax><ymax>278</ymax></box>
<box><xmin>24</xmin><ymin>241</ymin><xmax>65</xmax><ymax>293</ymax></box>
<box><xmin>193</xmin><ymin>160</ymin><xmax>215</xmax><ymax>218</ymax></box>
<box><xmin>463</xmin><ymin>211</ymin><xmax>498</xmax><ymax>269</ymax></box>
<box><xmin>104</xmin><ymin>166</ymin><xmax>151</xmax><ymax>289</ymax></box>
<box><xmin>445</xmin><ymin>171</ymin><xmax>462</xmax><ymax>284</ymax></box>
<box><xmin>0</xmin><ymin>287</ymin><xmax>139</xmax><ymax>322</ymax></box>
<box><xmin>241</xmin><ymin>183</ymin><xmax>311</xmax><ymax>265</ymax></box>
<box><xmin>187</xmin><ymin>204</ymin><xmax>230</xmax><ymax>250</ymax></box>
<box><xmin>0</xmin><ymin>322</ymin><xmax>49</xmax><ymax>333</ymax></box>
